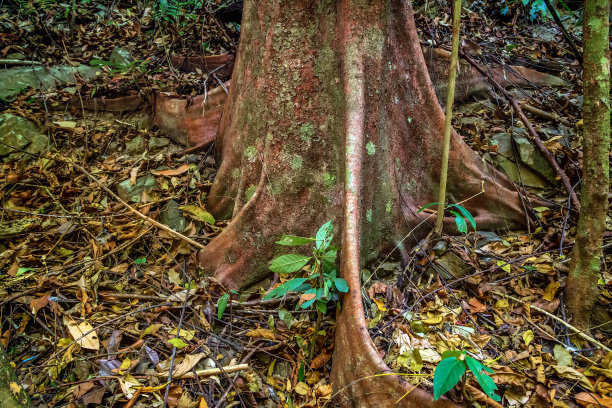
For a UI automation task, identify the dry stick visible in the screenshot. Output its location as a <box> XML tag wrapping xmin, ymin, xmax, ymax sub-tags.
<box><xmin>520</xmin><ymin>103</ymin><xmax>573</xmax><ymax>127</ymax></box>
<box><xmin>460</xmin><ymin>52</ymin><xmax>581</xmax><ymax>212</ymax></box>
<box><xmin>492</xmin><ymin>291</ymin><xmax>611</xmax><ymax>352</ymax></box>
<box><xmin>435</xmin><ymin>0</ymin><xmax>462</xmax><ymax>236</ymax></box>
<box><xmin>156</xmin><ymin>364</ymin><xmax>249</xmax><ymax>380</ymax></box>
<box><xmin>541</xmin><ymin>0</ymin><xmax>583</xmax><ymax>65</ymax></box>
<box><xmin>213</xmin><ymin>347</ymin><xmax>262</xmax><ymax>408</ymax></box>
<box><xmin>0</xmin><ymin>59</ymin><xmax>42</xmax><ymax>65</ymax></box>
<box><xmin>66</xmin><ymin>159</ymin><xmax>206</xmax><ymax>250</ymax></box>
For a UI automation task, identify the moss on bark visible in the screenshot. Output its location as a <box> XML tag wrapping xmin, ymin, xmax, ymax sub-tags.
<box><xmin>0</xmin><ymin>346</ymin><xmax>30</xmax><ymax>408</ymax></box>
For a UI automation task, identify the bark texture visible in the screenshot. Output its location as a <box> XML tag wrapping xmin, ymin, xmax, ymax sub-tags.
<box><xmin>188</xmin><ymin>0</ymin><xmax>528</xmax><ymax>405</ymax></box>
<box><xmin>0</xmin><ymin>346</ymin><xmax>30</xmax><ymax>408</ymax></box>
<box><xmin>566</xmin><ymin>0</ymin><xmax>610</xmax><ymax>330</ymax></box>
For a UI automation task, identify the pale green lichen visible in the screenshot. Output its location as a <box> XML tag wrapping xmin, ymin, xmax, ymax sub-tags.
<box><xmin>322</xmin><ymin>172</ymin><xmax>336</xmax><ymax>187</ymax></box>
<box><xmin>243</xmin><ymin>145</ymin><xmax>258</xmax><ymax>162</ymax></box>
<box><xmin>366</xmin><ymin>141</ymin><xmax>376</xmax><ymax>156</ymax></box>
<box><xmin>291</xmin><ymin>155</ymin><xmax>303</xmax><ymax>170</ymax></box>
<box><xmin>232</xmin><ymin>168</ymin><xmax>241</xmax><ymax>179</ymax></box>
<box><xmin>266</xmin><ymin>132</ymin><xmax>274</xmax><ymax>142</ymax></box>
<box><xmin>300</xmin><ymin>123</ymin><xmax>314</xmax><ymax>141</ymax></box>
<box><xmin>245</xmin><ymin>184</ymin><xmax>257</xmax><ymax>202</ymax></box>
<box><xmin>366</xmin><ymin>208</ymin><xmax>372</xmax><ymax>222</ymax></box>
<box><xmin>386</xmin><ymin>201</ymin><xmax>392</xmax><ymax>213</ymax></box>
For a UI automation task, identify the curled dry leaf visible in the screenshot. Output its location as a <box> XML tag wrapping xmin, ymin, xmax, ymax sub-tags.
<box><xmin>310</xmin><ymin>352</ymin><xmax>331</xmax><ymax>369</ymax></box>
<box><xmin>63</xmin><ymin>316</ymin><xmax>100</xmax><ymax>350</ymax></box>
<box><xmin>575</xmin><ymin>392</ymin><xmax>612</xmax><ymax>408</ymax></box>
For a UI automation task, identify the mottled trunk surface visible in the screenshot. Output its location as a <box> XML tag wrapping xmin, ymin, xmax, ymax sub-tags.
<box><xmin>189</xmin><ymin>0</ymin><xmax>527</xmax><ymax>406</ymax></box>
<box><xmin>0</xmin><ymin>346</ymin><xmax>30</xmax><ymax>408</ymax></box>
<box><xmin>566</xmin><ymin>0</ymin><xmax>610</xmax><ymax>330</ymax></box>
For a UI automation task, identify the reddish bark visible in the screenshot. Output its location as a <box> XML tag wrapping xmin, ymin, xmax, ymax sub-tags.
<box><xmin>183</xmin><ymin>0</ymin><xmax>528</xmax><ymax>406</ymax></box>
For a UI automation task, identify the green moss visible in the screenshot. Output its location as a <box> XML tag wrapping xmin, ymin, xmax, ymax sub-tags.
<box><xmin>366</xmin><ymin>208</ymin><xmax>373</xmax><ymax>222</ymax></box>
<box><xmin>232</xmin><ymin>168</ymin><xmax>241</xmax><ymax>179</ymax></box>
<box><xmin>245</xmin><ymin>184</ymin><xmax>257</xmax><ymax>202</ymax></box>
<box><xmin>366</xmin><ymin>141</ymin><xmax>376</xmax><ymax>155</ymax></box>
<box><xmin>386</xmin><ymin>201</ymin><xmax>392</xmax><ymax>214</ymax></box>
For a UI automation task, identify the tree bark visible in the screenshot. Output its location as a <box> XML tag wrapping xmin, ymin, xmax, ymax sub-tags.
<box><xmin>566</xmin><ymin>0</ymin><xmax>610</xmax><ymax>330</ymax></box>
<box><xmin>187</xmin><ymin>0</ymin><xmax>529</xmax><ymax>405</ymax></box>
<box><xmin>0</xmin><ymin>346</ymin><xmax>31</xmax><ymax>408</ymax></box>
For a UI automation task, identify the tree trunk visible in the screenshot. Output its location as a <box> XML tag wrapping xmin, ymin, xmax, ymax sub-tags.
<box><xmin>0</xmin><ymin>346</ymin><xmax>30</xmax><ymax>408</ymax></box>
<box><xmin>565</xmin><ymin>0</ymin><xmax>610</xmax><ymax>330</ymax></box>
<box><xmin>188</xmin><ymin>0</ymin><xmax>528</xmax><ymax>405</ymax></box>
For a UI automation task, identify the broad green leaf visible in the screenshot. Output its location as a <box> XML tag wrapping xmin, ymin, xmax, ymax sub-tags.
<box><xmin>265</xmin><ymin>278</ymin><xmax>309</xmax><ymax>299</ymax></box>
<box><xmin>279</xmin><ymin>309</ymin><xmax>294</xmax><ymax>329</ymax></box>
<box><xmin>433</xmin><ymin>357</ymin><xmax>466</xmax><ymax>400</ymax></box>
<box><xmin>134</xmin><ymin>257</ymin><xmax>146</xmax><ymax>265</ymax></box>
<box><xmin>315</xmin><ymin>221</ymin><xmax>333</xmax><ymax>251</ymax></box>
<box><xmin>179</xmin><ymin>205</ymin><xmax>215</xmax><ymax>224</ymax></box>
<box><xmin>298</xmin><ymin>361</ymin><xmax>305</xmax><ymax>382</ymax></box>
<box><xmin>276</xmin><ymin>235</ymin><xmax>315</xmax><ymax>246</ymax></box>
<box><xmin>333</xmin><ymin>278</ymin><xmax>349</xmax><ymax>293</ymax></box>
<box><xmin>301</xmin><ymin>298</ymin><xmax>316</xmax><ymax>309</ymax></box>
<box><xmin>270</xmin><ymin>254</ymin><xmax>311</xmax><ymax>274</ymax></box>
<box><xmin>16</xmin><ymin>267</ymin><xmax>32</xmax><ymax>276</ymax></box>
<box><xmin>168</xmin><ymin>338</ymin><xmax>187</xmax><ymax>349</ymax></box>
<box><xmin>449</xmin><ymin>210</ymin><xmax>467</xmax><ymax>234</ymax></box>
<box><xmin>417</xmin><ymin>202</ymin><xmax>442</xmax><ymax>212</ymax></box>
<box><xmin>316</xmin><ymin>300</ymin><xmax>327</xmax><ymax>314</ymax></box>
<box><xmin>322</xmin><ymin>249</ymin><xmax>337</xmax><ymax>263</ymax></box>
<box><xmin>465</xmin><ymin>356</ymin><xmax>500</xmax><ymax>401</ymax></box>
<box><xmin>451</xmin><ymin>204</ymin><xmax>476</xmax><ymax>231</ymax></box>
<box><xmin>217</xmin><ymin>293</ymin><xmax>229</xmax><ymax>320</ymax></box>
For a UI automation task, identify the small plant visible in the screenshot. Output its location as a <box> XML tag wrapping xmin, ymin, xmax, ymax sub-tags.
<box><xmin>418</xmin><ymin>203</ymin><xmax>476</xmax><ymax>234</ymax></box>
<box><xmin>433</xmin><ymin>350</ymin><xmax>500</xmax><ymax>402</ymax></box>
<box><xmin>265</xmin><ymin>221</ymin><xmax>349</xmax><ymax>356</ymax></box>
<box><xmin>500</xmin><ymin>0</ymin><xmax>550</xmax><ymax>21</ymax></box>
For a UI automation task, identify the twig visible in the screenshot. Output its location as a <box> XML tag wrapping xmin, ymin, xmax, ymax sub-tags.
<box><xmin>491</xmin><ymin>291</ymin><xmax>611</xmax><ymax>352</ymax></box>
<box><xmin>541</xmin><ymin>0</ymin><xmax>583</xmax><ymax>65</ymax></box>
<box><xmin>0</xmin><ymin>59</ymin><xmax>42</xmax><ymax>66</ymax></box>
<box><xmin>520</xmin><ymin>103</ymin><xmax>573</xmax><ymax>127</ymax></box>
<box><xmin>460</xmin><ymin>52</ymin><xmax>581</xmax><ymax>211</ymax></box>
<box><xmin>156</xmin><ymin>364</ymin><xmax>249</xmax><ymax>379</ymax></box>
<box><xmin>213</xmin><ymin>346</ymin><xmax>261</xmax><ymax>408</ymax></box>
<box><xmin>66</xmin><ymin>159</ymin><xmax>206</xmax><ymax>250</ymax></box>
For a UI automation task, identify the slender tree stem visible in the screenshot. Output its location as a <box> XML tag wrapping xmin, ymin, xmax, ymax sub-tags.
<box><xmin>435</xmin><ymin>0</ymin><xmax>462</xmax><ymax>236</ymax></box>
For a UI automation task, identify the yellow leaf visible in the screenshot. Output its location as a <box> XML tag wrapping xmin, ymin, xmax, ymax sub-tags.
<box><xmin>523</xmin><ymin>330</ymin><xmax>534</xmax><ymax>346</ymax></box>
<box><xmin>543</xmin><ymin>281</ymin><xmax>560</xmax><ymax>302</ymax></box>
<box><xmin>495</xmin><ymin>299</ymin><xmax>509</xmax><ymax>311</ymax></box>
<box><xmin>294</xmin><ymin>382</ymin><xmax>309</xmax><ymax>396</ymax></box>
<box><xmin>9</xmin><ymin>382</ymin><xmax>22</xmax><ymax>395</ymax></box>
<box><xmin>119</xmin><ymin>357</ymin><xmax>131</xmax><ymax>371</ymax></box>
<box><xmin>198</xmin><ymin>396</ymin><xmax>209</xmax><ymax>408</ymax></box>
<box><xmin>422</xmin><ymin>313</ymin><xmax>443</xmax><ymax>325</ymax></box>
<box><xmin>372</xmin><ymin>297</ymin><xmax>387</xmax><ymax>312</ymax></box>
<box><xmin>246</xmin><ymin>328</ymin><xmax>276</xmax><ymax>340</ymax></box>
<box><xmin>497</xmin><ymin>260</ymin><xmax>511</xmax><ymax>273</ymax></box>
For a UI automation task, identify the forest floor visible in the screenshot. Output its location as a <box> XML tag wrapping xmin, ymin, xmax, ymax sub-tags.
<box><xmin>0</xmin><ymin>1</ymin><xmax>611</xmax><ymax>407</ymax></box>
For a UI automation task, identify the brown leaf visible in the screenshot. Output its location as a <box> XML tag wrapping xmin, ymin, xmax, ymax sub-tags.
<box><xmin>245</xmin><ymin>328</ymin><xmax>276</xmax><ymax>341</ymax></box>
<box><xmin>73</xmin><ymin>381</ymin><xmax>95</xmax><ymax>398</ymax></box>
<box><xmin>30</xmin><ymin>294</ymin><xmax>50</xmax><ymax>314</ymax></box>
<box><xmin>575</xmin><ymin>392</ymin><xmax>612</xmax><ymax>408</ymax></box>
<box><xmin>468</xmin><ymin>297</ymin><xmax>487</xmax><ymax>313</ymax></box>
<box><xmin>310</xmin><ymin>352</ymin><xmax>331</xmax><ymax>369</ymax></box>
<box><xmin>151</xmin><ymin>164</ymin><xmax>191</xmax><ymax>176</ymax></box>
<box><xmin>7</xmin><ymin>262</ymin><xmax>18</xmax><ymax>277</ymax></box>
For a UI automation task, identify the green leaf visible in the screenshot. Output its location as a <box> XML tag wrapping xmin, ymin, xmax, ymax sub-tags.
<box><xmin>269</xmin><ymin>254</ymin><xmax>311</xmax><ymax>274</ymax></box>
<box><xmin>322</xmin><ymin>249</ymin><xmax>337</xmax><ymax>263</ymax></box>
<box><xmin>217</xmin><ymin>293</ymin><xmax>229</xmax><ymax>320</ymax></box>
<box><xmin>450</xmin><ymin>204</ymin><xmax>476</xmax><ymax>231</ymax></box>
<box><xmin>441</xmin><ymin>350</ymin><xmax>463</xmax><ymax>360</ymax></box>
<box><xmin>417</xmin><ymin>202</ymin><xmax>442</xmax><ymax>213</ymax></box>
<box><xmin>134</xmin><ymin>257</ymin><xmax>146</xmax><ymax>265</ymax></box>
<box><xmin>298</xmin><ymin>361</ymin><xmax>305</xmax><ymax>382</ymax></box>
<box><xmin>276</xmin><ymin>235</ymin><xmax>315</xmax><ymax>246</ymax></box>
<box><xmin>433</xmin><ymin>357</ymin><xmax>466</xmax><ymax>400</ymax></box>
<box><xmin>179</xmin><ymin>205</ymin><xmax>215</xmax><ymax>224</ymax></box>
<box><xmin>16</xmin><ymin>267</ymin><xmax>32</xmax><ymax>276</ymax></box>
<box><xmin>449</xmin><ymin>210</ymin><xmax>467</xmax><ymax>234</ymax></box>
<box><xmin>316</xmin><ymin>300</ymin><xmax>327</xmax><ymax>314</ymax></box>
<box><xmin>315</xmin><ymin>221</ymin><xmax>333</xmax><ymax>251</ymax></box>
<box><xmin>168</xmin><ymin>338</ymin><xmax>187</xmax><ymax>349</ymax></box>
<box><xmin>265</xmin><ymin>278</ymin><xmax>309</xmax><ymax>299</ymax></box>
<box><xmin>465</xmin><ymin>356</ymin><xmax>500</xmax><ymax>401</ymax></box>
<box><xmin>333</xmin><ymin>278</ymin><xmax>349</xmax><ymax>293</ymax></box>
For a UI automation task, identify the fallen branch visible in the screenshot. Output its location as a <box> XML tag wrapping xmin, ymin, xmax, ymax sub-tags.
<box><xmin>492</xmin><ymin>291</ymin><xmax>611</xmax><ymax>352</ymax></box>
<box><xmin>460</xmin><ymin>52</ymin><xmax>581</xmax><ymax>211</ymax></box>
<box><xmin>156</xmin><ymin>363</ymin><xmax>249</xmax><ymax>379</ymax></box>
<box><xmin>0</xmin><ymin>59</ymin><xmax>42</xmax><ymax>66</ymax></box>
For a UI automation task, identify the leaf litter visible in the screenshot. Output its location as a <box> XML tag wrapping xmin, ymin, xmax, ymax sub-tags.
<box><xmin>0</xmin><ymin>0</ymin><xmax>610</xmax><ymax>407</ymax></box>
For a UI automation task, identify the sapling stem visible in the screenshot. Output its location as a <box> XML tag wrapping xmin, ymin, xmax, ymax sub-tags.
<box><xmin>310</xmin><ymin>257</ymin><xmax>323</xmax><ymax>359</ymax></box>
